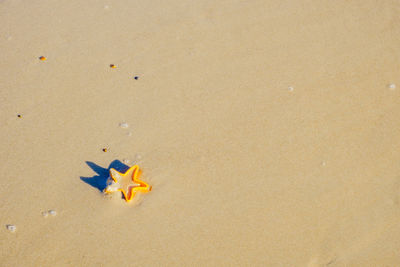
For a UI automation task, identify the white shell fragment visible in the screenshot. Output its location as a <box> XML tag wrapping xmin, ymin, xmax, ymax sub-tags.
<box><xmin>288</xmin><ymin>86</ymin><xmax>294</xmax><ymax>92</ymax></box>
<box><xmin>6</xmin><ymin>224</ymin><xmax>16</xmax><ymax>232</ymax></box>
<box><xmin>105</xmin><ymin>175</ymin><xmax>119</xmax><ymax>193</ymax></box>
<box><xmin>119</xmin><ymin>122</ymin><xmax>129</xmax><ymax>129</ymax></box>
<box><xmin>48</xmin><ymin>210</ymin><xmax>57</xmax><ymax>216</ymax></box>
<box><xmin>388</xmin><ymin>83</ymin><xmax>396</xmax><ymax>90</ymax></box>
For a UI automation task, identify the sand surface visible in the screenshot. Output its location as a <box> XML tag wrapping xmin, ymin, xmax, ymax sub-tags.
<box><xmin>1</xmin><ymin>0</ymin><xmax>400</xmax><ymax>266</ymax></box>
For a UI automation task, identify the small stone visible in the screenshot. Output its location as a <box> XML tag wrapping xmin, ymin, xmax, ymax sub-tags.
<box><xmin>17</xmin><ymin>114</ymin><xmax>22</xmax><ymax>118</ymax></box>
<box><xmin>123</xmin><ymin>159</ymin><xmax>130</xmax><ymax>164</ymax></box>
<box><xmin>288</xmin><ymin>86</ymin><xmax>294</xmax><ymax>92</ymax></box>
<box><xmin>389</xmin><ymin>83</ymin><xmax>396</xmax><ymax>90</ymax></box>
<box><xmin>48</xmin><ymin>210</ymin><xmax>57</xmax><ymax>216</ymax></box>
<box><xmin>110</xmin><ymin>64</ymin><xmax>116</xmax><ymax>69</ymax></box>
<box><xmin>134</xmin><ymin>76</ymin><xmax>139</xmax><ymax>80</ymax></box>
<box><xmin>39</xmin><ymin>56</ymin><xmax>47</xmax><ymax>61</ymax></box>
<box><xmin>103</xmin><ymin>148</ymin><xmax>108</xmax><ymax>152</ymax></box>
<box><xmin>6</xmin><ymin>224</ymin><xmax>16</xmax><ymax>232</ymax></box>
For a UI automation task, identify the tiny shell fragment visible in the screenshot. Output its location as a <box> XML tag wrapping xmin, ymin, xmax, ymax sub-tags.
<box><xmin>48</xmin><ymin>210</ymin><xmax>57</xmax><ymax>216</ymax></box>
<box><xmin>6</xmin><ymin>224</ymin><xmax>16</xmax><ymax>232</ymax></box>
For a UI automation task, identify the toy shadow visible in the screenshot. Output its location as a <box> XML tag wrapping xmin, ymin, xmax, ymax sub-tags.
<box><xmin>80</xmin><ymin>160</ymin><xmax>130</xmax><ymax>192</ymax></box>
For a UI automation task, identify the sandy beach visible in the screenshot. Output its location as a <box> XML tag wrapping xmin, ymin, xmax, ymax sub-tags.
<box><xmin>1</xmin><ymin>0</ymin><xmax>400</xmax><ymax>266</ymax></box>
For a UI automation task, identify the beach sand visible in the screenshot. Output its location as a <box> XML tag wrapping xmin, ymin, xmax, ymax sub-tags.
<box><xmin>1</xmin><ymin>0</ymin><xmax>400</xmax><ymax>266</ymax></box>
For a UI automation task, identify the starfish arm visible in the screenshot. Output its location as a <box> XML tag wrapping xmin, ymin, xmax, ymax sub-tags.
<box><xmin>125</xmin><ymin>166</ymin><xmax>151</xmax><ymax>201</ymax></box>
<box><xmin>109</xmin><ymin>168</ymin><xmax>122</xmax><ymax>183</ymax></box>
<box><xmin>125</xmin><ymin>182</ymin><xmax>152</xmax><ymax>201</ymax></box>
<box><xmin>104</xmin><ymin>182</ymin><xmax>119</xmax><ymax>193</ymax></box>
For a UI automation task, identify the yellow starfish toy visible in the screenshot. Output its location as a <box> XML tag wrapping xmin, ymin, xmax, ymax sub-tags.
<box><xmin>104</xmin><ymin>165</ymin><xmax>151</xmax><ymax>202</ymax></box>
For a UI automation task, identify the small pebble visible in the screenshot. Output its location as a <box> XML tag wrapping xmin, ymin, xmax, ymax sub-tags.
<box><xmin>6</xmin><ymin>224</ymin><xmax>16</xmax><ymax>233</ymax></box>
<box><xmin>123</xmin><ymin>159</ymin><xmax>130</xmax><ymax>164</ymax></box>
<box><xmin>288</xmin><ymin>86</ymin><xmax>294</xmax><ymax>92</ymax></box>
<box><xmin>388</xmin><ymin>83</ymin><xmax>396</xmax><ymax>90</ymax></box>
<box><xmin>103</xmin><ymin>148</ymin><xmax>108</xmax><ymax>152</ymax></box>
<box><xmin>119</xmin><ymin>122</ymin><xmax>129</xmax><ymax>129</ymax></box>
<box><xmin>39</xmin><ymin>56</ymin><xmax>47</xmax><ymax>61</ymax></box>
<box><xmin>110</xmin><ymin>64</ymin><xmax>116</xmax><ymax>69</ymax></box>
<box><xmin>48</xmin><ymin>210</ymin><xmax>57</xmax><ymax>216</ymax></box>
<box><xmin>41</xmin><ymin>211</ymin><xmax>49</xmax><ymax>217</ymax></box>
<box><xmin>134</xmin><ymin>76</ymin><xmax>139</xmax><ymax>80</ymax></box>
<box><xmin>17</xmin><ymin>114</ymin><xmax>22</xmax><ymax>118</ymax></box>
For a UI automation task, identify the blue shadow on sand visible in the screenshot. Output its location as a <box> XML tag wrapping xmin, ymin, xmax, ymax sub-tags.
<box><xmin>80</xmin><ymin>160</ymin><xmax>130</xmax><ymax>192</ymax></box>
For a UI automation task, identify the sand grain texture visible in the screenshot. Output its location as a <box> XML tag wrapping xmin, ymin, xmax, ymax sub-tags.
<box><xmin>1</xmin><ymin>0</ymin><xmax>400</xmax><ymax>266</ymax></box>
